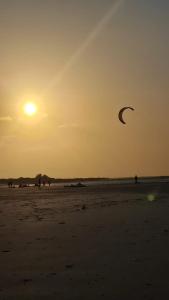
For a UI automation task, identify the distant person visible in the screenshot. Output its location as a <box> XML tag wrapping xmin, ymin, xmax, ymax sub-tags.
<box><xmin>134</xmin><ymin>175</ymin><xmax>138</xmax><ymax>184</ymax></box>
<box><xmin>38</xmin><ymin>176</ymin><xmax>42</xmax><ymax>188</ymax></box>
<box><xmin>8</xmin><ymin>181</ymin><xmax>13</xmax><ymax>188</ymax></box>
<box><xmin>48</xmin><ymin>181</ymin><xmax>51</xmax><ymax>187</ymax></box>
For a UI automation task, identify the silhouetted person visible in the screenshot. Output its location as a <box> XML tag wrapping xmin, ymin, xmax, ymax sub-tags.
<box><xmin>134</xmin><ymin>175</ymin><xmax>138</xmax><ymax>184</ymax></box>
<box><xmin>48</xmin><ymin>181</ymin><xmax>51</xmax><ymax>187</ymax></box>
<box><xmin>8</xmin><ymin>181</ymin><xmax>13</xmax><ymax>188</ymax></box>
<box><xmin>38</xmin><ymin>176</ymin><xmax>42</xmax><ymax>188</ymax></box>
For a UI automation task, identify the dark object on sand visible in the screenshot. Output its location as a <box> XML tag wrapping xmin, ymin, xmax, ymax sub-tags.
<box><xmin>65</xmin><ymin>264</ymin><xmax>74</xmax><ymax>269</ymax></box>
<box><xmin>19</xmin><ymin>184</ymin><xmax>29</xmax><ymax>188</ymax></box>
<box><xmin>64</xmin><ymin>182</ymin><xmax>86</xmax><ymax>188</ymax></box>
<box><xmin>23</xmin><ymin>278</ymin><xmax>32</xmax><ymax>284</ymax></box>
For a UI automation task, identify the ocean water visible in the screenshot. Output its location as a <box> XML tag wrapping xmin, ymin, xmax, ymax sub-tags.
<box><xmin>53</xmin><ymin>176</ymin><xmax>169</xmax><ymax>187</ymax></box>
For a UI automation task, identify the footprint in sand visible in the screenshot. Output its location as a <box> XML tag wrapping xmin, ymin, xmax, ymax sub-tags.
<box><xmin>65</xmin><ymin>264</ymin><xmax>74</xmax><ymax>269</ymax></box>
<box><xmin>23</xmin><ymin>279</ymin><xmax>33</xmax><ymax>284</ymax></box>
<box><xmin>132</xmin><ymin>257</ymin><xmax>142</xmax><ymax>263</ymax></box>
<box><xmin>145</xmin><ymin>282</ymin><xmax>152</xmax><ymax>287</ymax></box>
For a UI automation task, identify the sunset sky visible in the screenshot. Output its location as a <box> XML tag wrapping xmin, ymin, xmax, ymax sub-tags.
<box><xmin>0</xmin><ymin>0</ymin><xmax>169</xmax><ymax>178</ymax></box>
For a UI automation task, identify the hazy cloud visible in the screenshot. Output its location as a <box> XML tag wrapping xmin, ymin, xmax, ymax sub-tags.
<box><xmin>0</xmin><ymin>116</ymin><xmax>13</xmax><ymax>122</ymax></box>
<box><xmin>58</xmin><ymin>123</ymin><xmax>79</xmax><ymax>129</ymax></box>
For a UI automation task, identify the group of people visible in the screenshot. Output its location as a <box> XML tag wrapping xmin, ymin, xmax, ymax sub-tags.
<box><xmin>36</xmin><ymin>178</ymin><xmax>51</xmax><ymax>188</ymax></box>
<box><xmin>8</xmin><ymin>181</ymin><xmax>14</xmax><ymax>188</ymax></box>
<box><xmin>8</xmin><ymin>180</ymin><xmax>51</xmax><ymax>188</ymax></box>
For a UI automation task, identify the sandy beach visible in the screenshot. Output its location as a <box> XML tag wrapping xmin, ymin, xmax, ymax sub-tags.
<box><xmin>0</xmin><ymin>183</ymin><xmax>169</xmax><ymax>299</ymax></box>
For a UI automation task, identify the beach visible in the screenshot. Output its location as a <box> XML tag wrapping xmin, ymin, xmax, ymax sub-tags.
<box><xmin>0</xmin><ymin>183</ymin><xmax>169</xmax><ymax>299</ymax></box>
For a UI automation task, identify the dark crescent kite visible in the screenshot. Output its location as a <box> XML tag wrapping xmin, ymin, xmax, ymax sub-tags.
<box><xmin>118</xmin><ymin>107</ymin><xmax>134</xmax><ymax>125</ymax></box>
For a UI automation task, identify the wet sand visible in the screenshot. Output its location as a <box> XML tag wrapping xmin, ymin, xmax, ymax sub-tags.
<box><xmin>0</xmin><ymin>183</ymin><xmax>169</xmax><ymax>299</ymax></box>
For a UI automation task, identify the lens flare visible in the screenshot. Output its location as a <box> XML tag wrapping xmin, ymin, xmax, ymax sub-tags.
<box><xmin>24</xmin><ymin>102</ymin><xmax>37</xmax><ymax>116</ymax></box>
<box><xmin>147</xmin><ymin>194</ymin><xmax>156</xmax><ymax>202</ymax></box>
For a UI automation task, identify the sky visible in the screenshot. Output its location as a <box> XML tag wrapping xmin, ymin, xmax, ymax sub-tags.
<box><xmin>0</xmin><ymin>0</ymin><xmax>169</xmax><ymax>178</ymax></box>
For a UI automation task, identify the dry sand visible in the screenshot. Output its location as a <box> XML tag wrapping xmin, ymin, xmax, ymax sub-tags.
<box><xmin>0</xmin><ymin>183</ymin><xmax>169</xmax><ymax>299</ymax></box>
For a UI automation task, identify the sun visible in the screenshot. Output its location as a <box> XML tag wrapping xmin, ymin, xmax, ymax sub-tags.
<box><xmin>24</xmin><ymin>102</ymin><xmax>37</xmax><ymax>117</ymax></box>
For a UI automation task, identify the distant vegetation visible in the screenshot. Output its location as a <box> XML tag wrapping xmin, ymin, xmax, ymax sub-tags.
<box><xmin>0</xmin><ymin>175</ymin><xmax>113</xmax><ymax>185</ymax></box>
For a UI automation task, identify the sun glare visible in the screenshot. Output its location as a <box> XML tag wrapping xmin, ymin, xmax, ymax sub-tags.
<box><xmin>24</xmin><ymin>102</ymin><xmax>37</xmax><ymax>116</ymax></box>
